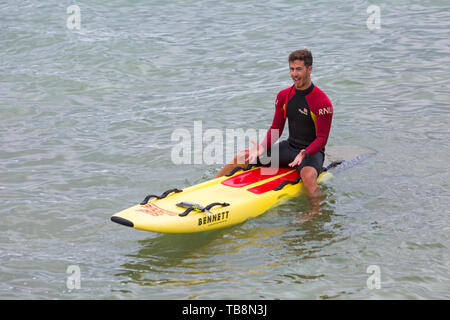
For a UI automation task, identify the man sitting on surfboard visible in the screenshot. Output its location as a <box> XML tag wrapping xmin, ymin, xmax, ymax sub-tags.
<box><xmin>216</xmin><ymin>49</ymin><xmax>333</xmax><ymax>209</ymax></box>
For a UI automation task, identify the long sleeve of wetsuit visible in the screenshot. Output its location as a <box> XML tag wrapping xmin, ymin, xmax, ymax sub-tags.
<box><xmin>261</xmin><ymin>91</ymin><xmax>287</xmax><ymax>151</ymax></box>
<box><xmin>304</xmin><ymin>92</ymin><xmax>333</xmax><ymax>157</ymax></box>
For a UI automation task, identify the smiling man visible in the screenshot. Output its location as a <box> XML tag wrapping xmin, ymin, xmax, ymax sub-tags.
<box><xmin>216</xmin><ymin>49</ymin><xmax>333</xmax><ymax>213</ymax></box>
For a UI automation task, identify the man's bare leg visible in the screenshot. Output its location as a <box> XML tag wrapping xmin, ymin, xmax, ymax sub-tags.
<box><xmin>295</xmin><ymin>166</ymin><xmax>323</xmax><ymax>222</ymax></box>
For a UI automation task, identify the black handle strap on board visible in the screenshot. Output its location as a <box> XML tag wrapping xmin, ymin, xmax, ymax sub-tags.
<box><xmin>203</xmin><ymin>202</ymin><xmax>230</xmax><ymax>212</ymax></box>
<box><xmin>177</xmin><ymin>202</ymin><xmax>230</xmax><ymax>217</ymax></box>
<box><xmin>273</xmin><ymin>176</ymin><xmax>302</xmax><ymax>191</ymax></box>
<box><xmin>140</xmin><ymin>188</ymin><xmax>183</xmax><ymax>205</ymax></box>
<box><xmin>323</xmin><ymin>160</ymin><xmax>344</xmax><ymax>172</ymax></box>
<box><xmin>224</xmin><ymin>163</ymin><xmax>260</xmax><ymax>177</ymax></box>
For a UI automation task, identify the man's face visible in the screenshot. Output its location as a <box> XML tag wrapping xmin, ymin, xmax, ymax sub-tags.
<box><xmin>289</xmin><ymin>60</ymin><xmax>312</xmax><ymax>89</ymax></box>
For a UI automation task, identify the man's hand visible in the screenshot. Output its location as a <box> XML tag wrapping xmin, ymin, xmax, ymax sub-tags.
<box><xmin>288</xmin><ymin>149</ymin><xmax>307</xmax><ymax>167</ymax></box>
<box><xmin>242</xmin><ymin>139</ymin><xmax>265</xmax><ymax>164</ymax></box>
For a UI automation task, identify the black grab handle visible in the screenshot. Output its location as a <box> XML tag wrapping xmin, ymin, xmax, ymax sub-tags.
<box><xmin>273</xmin><ymin>176</ymin><xmax>302</xmax><ymax>191</ymax></box>
<box><xmin>178</xmin><ymin>202</ymin><xmax>230</xmax><ymax>217</ymax></box>
<box><xmin>178</xmin><ymin>207</ymin><xmax>196</xmax><ymax>217</ymax></box>
<box><xmin>225</xmin><ymin>163</ymin><xmax>260</xmax><ymax>176</ymax></box>
<box><xmin>140</xmin><ymin>188</ymin><xmax>183</xmax><ymax>205</ymax></box>
<box><xmin>323</xmin><ymin>160</ymin><xmax>344</xmax><ymax>172</ymax></box>
<box><xmin>203</xmin><ymin>202</ymin><xmax>230</xmax><ymax>212</ymax></box>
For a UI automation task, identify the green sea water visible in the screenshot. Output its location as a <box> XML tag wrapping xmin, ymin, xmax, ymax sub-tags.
<box><xmin>1</xmin><ymin>0</ymin><xmax>449</xmax><ymax>299</ymax></box>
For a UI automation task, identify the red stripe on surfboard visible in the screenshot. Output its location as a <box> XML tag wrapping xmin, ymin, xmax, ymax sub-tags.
<box><xmin>247</xmin><ymin>170</ymin><xmax>299</xmax><ymax>194</ymax></box>
<box><xmin>221</xmin><ymin>167</ymin><xmax>292</xmax><ymax>188</ymax></box>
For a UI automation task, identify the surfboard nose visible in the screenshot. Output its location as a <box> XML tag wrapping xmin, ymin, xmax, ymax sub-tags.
<box><xmin>111</xmin><ymin>216</ymin><xmax>134</xmax><ymax>228</ymax></box>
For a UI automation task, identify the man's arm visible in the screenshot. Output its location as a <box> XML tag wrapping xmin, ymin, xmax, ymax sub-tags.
<box><xmin>304</xmin><ymin>99</ymin><xmax>333</xmax><ymax>157</ymax></box>
<box><xmin>260</xmin><ymin>92</ymin><xmax>287</xmax><ymax>151</ymax></box>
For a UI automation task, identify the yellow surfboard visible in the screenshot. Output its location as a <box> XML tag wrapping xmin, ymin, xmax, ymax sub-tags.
<box><xmin>111</xmin><ymin>146</ymin><xmax>374</xmax><ymax>234</ymax></box>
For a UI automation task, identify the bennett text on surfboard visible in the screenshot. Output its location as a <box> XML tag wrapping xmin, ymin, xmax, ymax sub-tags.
<box><xmin>198</xmin><ymin>211</ymin><xmax>229</xmax><ymax>226</ymax></box>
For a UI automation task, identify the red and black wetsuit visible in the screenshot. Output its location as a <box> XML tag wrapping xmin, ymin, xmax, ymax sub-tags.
<box><xmin>260</xmin><ymin>83</ymin><xmax>333</xmax><ymax>174</ymax></box>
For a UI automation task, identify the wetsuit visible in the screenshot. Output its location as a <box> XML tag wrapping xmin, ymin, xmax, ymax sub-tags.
<box><xmin>259</xmin><ymin>83</ymin><xmax>333</xmax><ymax>175</ymax></box>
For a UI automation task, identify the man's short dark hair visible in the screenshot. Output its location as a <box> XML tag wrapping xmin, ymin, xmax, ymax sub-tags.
<box><xmin>288</xmin><ymin>49</ymin><xmax>313</xmax><ymax>67</ymax></box>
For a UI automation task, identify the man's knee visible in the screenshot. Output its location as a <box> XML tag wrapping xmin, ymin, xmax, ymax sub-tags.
<box><xmin>300</xmin><ymin>167</ymin><xmax>318</xmax><ymax>185</ymax></box>
<box><xmin>300</xmin><ymin>167</ymin><xmax>320</xmax><ymax>196</ymax></box>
